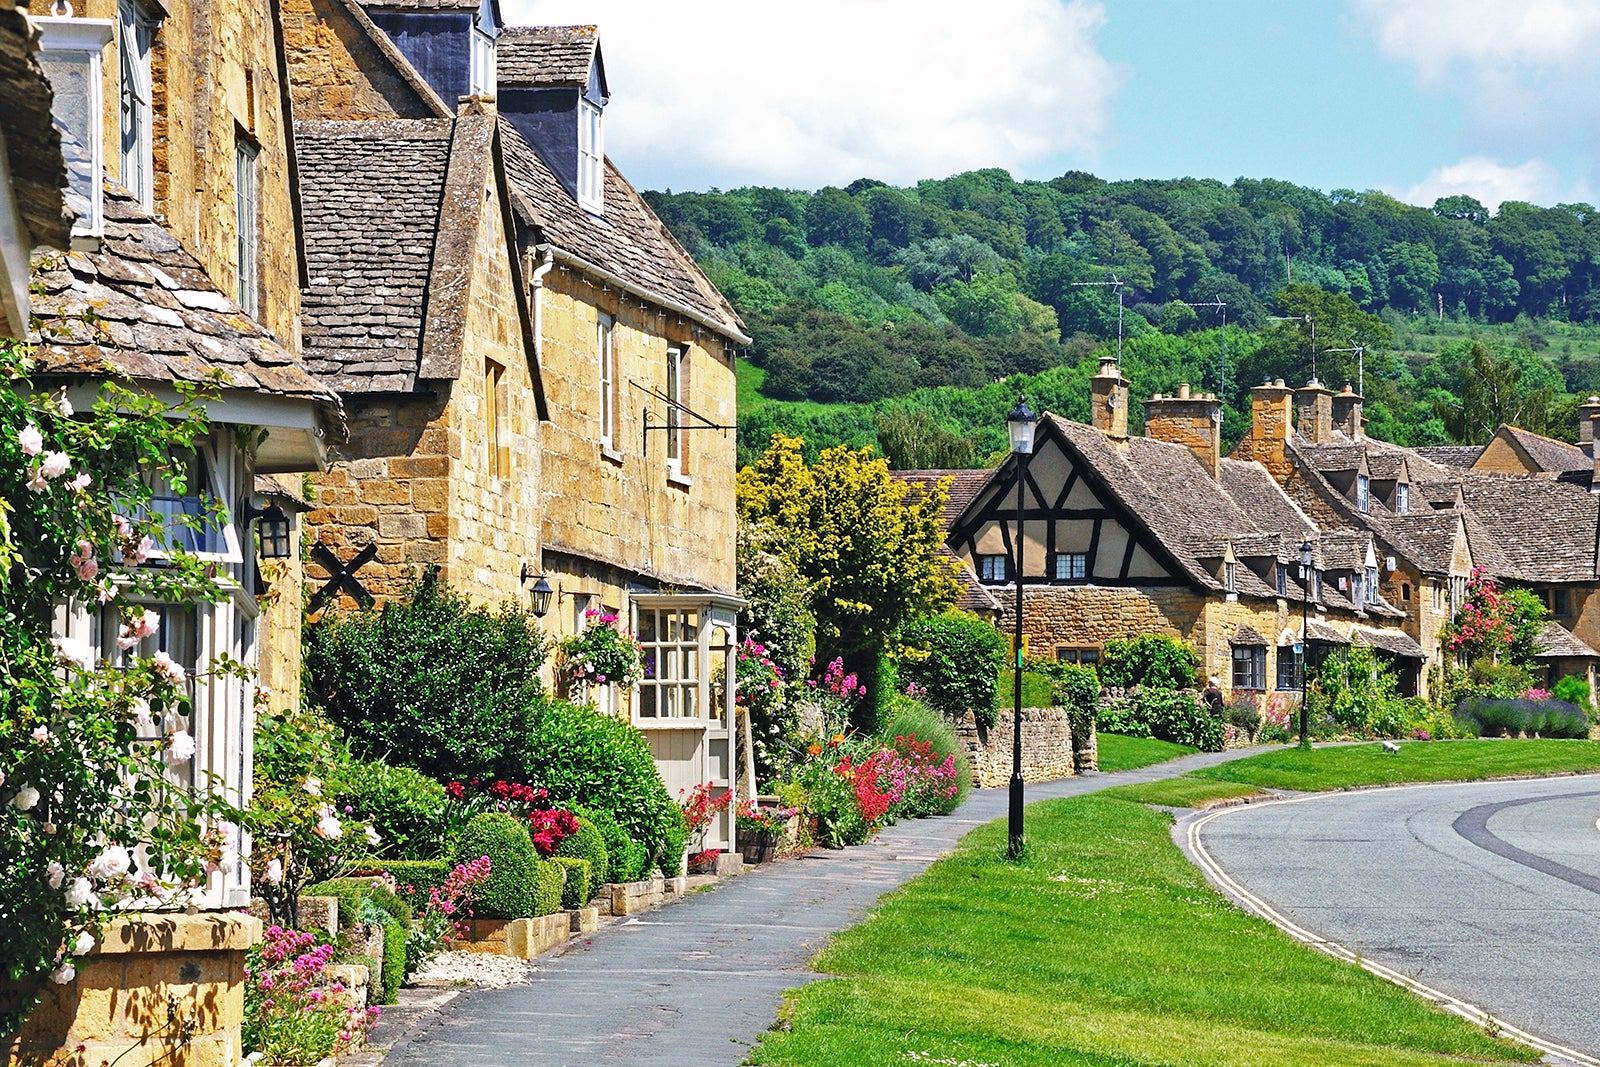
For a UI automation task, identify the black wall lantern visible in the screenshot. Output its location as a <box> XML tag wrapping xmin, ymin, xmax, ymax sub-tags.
<box><xmin>520</xmin><ymin>561</ymin><xmax>554</xmax><ymax>618</ymax></box>
<box><xmin>248</xmin><ymin>503</ymin><xmax>293</xmax><ymax>560</ymax></box>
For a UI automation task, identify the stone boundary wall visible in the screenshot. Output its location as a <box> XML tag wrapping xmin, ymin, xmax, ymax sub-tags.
<box><xmin>956</xmin><ymin>707</ymin><xmax>1096</xmax><ymax>788</ymax></box>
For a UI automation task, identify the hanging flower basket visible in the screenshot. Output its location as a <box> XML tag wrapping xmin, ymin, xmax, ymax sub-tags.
<box><xmin>556</xmin><ymin>610</ymin><xmax>644</xmax><ymax>694</ymax></box>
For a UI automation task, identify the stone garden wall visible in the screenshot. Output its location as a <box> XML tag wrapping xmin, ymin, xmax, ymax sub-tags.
<box><xmin>956</xmin><ymin>707</ymin><xmax>1095</xmax><ymax>788</ymax></box>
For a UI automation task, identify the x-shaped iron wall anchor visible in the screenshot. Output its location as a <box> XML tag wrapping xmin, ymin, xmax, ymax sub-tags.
<box><xmin>309</xmin><ymin>543</ymin><xmax>377</xmax><ymax>612</ymax></box>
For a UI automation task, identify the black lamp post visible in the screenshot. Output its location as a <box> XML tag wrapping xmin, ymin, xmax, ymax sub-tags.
<box><xmin>1006</xmin><ymin>395</ymin><xmax>1037</xmax><ymax>860</ymax></box>
<box><xmin>1299</xmin><ymin>537</ymin><xmax>1314</xmax><ymax>750</ymax></box>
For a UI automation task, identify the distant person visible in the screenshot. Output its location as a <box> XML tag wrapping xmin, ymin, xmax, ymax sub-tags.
<box><xmin>1203</xmin><ymin>677</ymin><xmax>1224</xmax><ymax>715</ymax></box>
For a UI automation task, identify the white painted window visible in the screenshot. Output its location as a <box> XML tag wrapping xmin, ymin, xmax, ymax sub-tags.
<box><xmin>143</xmin><ymin>444</ymin><xmax>237</xmax><ymax>561</ymax></box>
<box><xmin>235</xmin><ymin>135</ymin><xmax>259</xmax><ymax>317</ymax></box>
<box><xmin>1224</xmin><ymin>561</ymin><xmax>1237</xmax><ymax>593</ymax></box>
<box><xmin>1366</xmin><ymin>565</ymin><xmax>1379</xmax><ymax>604</ymax></box>
<box><xmin>578</xmin><ymin>98</ymin><xmax>603</xmax><ymax>213</ymax></box>
<box><xmin>1356</xmin><ymin>474</ymin><xmax>1370</xmax><ymax>512</ymax></box>
<box><xmin>636</xmin><ymin>607</ymin><xmax>700</xmax><ymax>719</ymax></box>
<box><xmin>666</xmin><ymin>346</ymin><xmax>684</xmax><ymax>476</ymax></box>
<box><xmin>1053</xmin><ymin>551</ymin><xmax>1086</xmax><ymax>581</ymax></box>
<box><xmin>598</xmin><ymin>314</ymin><xmax>616</xmax><ymax>450</ymax></box>
<box><xmin>1396</xmin><ymin>482</ymin><xmax>1410</xmax><ymax>515</ymax></box>
<box><xmin>469</xmin><ymin>0</ymin><xmax>497</xmax><ymax>95</ymax></box>
<box><xmin>118</xmin><ymin>0</ymin><xmax>158</xmax><ymax>210</ymax></box>
<box><xmin>978</xmin><ymin>554</ymin><xmax>1007</xmax><ymax>583</ymax></box>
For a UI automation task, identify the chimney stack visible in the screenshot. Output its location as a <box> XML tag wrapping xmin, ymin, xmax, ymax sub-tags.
<box><xmin>1236</xmin><ymin>377</ymin><xmax>1295</xmax><ymax>476</ymax></box>
<box><xmin>1089</xmin><ymin>355</ymin><xmax>1129</xmax><ymax>437</ymax></box>
<box><xmin>1580</xmin><ymin>396</ymin><xmax>1600</xmax><ymax>451</ymax></box>
<box><xmin>1296</xmin><ymin>379</ymin><xmax>1333</xmax><ymax>443</ymax></box>
<box><xmin>1331</xmin><ymin>383</ymin><xmax>1363</xmax><ymax>439</ymax></box>
<box><xmin>1144</xmin><ymin>383</ymin><xmax>1223</xmax><ymax>477</ymax></box>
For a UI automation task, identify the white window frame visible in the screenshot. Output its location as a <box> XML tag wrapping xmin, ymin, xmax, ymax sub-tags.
<box><xmin>1224</xmin><ymin>561</ymin><xmax>1237</xmax><ymax>594</ymax></box>
<box><xmin>1053</xmin><ymin>551</ymin><xmax>1087</xmax><ymax>581</ymax></box>
<box><xmin>1395</xmin><ymin>482</ymin><xmax>1410</xmax><ymax>515</ymax></box>
<box><xmin>235</xmin><ymin>134</ymin><xmax>259</xmax><ymax>317</ymax></box>
<box><xmin>635</xmin><ymin>606</ymin><xmax>701</xmax><ymax>721</ymax></box>
<box><xmin>1356</xmin><ymin>474</ymin><xmax>1370</xmax><ymax>513</ymax></box>
<box><xmin>1366</xmin><ymin>565</ymin><xmax>1379</xmax><ymax>604</ymax></box>
<box><xmin>665</xmin><ymin>345</ymin><xmax>685</xmax><ymax>477</ymax></box>
<box><xmin>469</xmin><ymin>0</ymin><xmax>498</xmax><ymax>95</ymax></box>
<box><xmin>598</xmin><ymin>313</ymin><xmax>616</xmax><ymax>451</ymax></box>
<box><xmin>577</xmin><ymin>98</ymin><xmax>603</xmax><ymax>214</ymax></box>
<box><xmin>118</xmin><ymin>0</ymin><xmax>158</xmax><ymax>211</ymax></box>
<box><xmin>143</xmin><ymin>439</ymin><xmax>242</xmax><ymax>564</ymax></box>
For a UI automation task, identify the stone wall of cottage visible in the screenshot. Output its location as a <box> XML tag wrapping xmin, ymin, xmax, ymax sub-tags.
<box><xmin>1472</xmin><ymin>436</ymin><xmax>1536</xmax><ymax>475</ymax></box>
<box><xmin>535</xmin><ymin>267</ymin><xmax>739</xmax><ymax>652</ymax></box>
<box><xmin>306</xmin><ymin>180</ymin><xmax>540</xmax><ymax>611</ymax></box>
<box><xmin>280</xmin><ymin>0</ymin><xmax>441</xmax><ymax>120</ymax></box>
<box><xmin>82</xmin><ymin>0</ymin><xmax>303</xmax><ymax>344</ymax></box>
<box><xmin>955</xmin><ymin>707</ymin><xmax>1089</xmax><ymax>787</ymax></box>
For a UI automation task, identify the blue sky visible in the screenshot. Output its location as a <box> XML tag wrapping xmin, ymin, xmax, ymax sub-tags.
<box><xmin>501</xmin><ymin>1</ymin><xmax>1600</xmax><ymax>210</ymax></box>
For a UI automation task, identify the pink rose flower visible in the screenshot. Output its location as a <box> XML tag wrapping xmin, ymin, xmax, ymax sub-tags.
<box><xmin>39</xmin><ymin>451</ymin><xmax>70</xmax><ymax>479</ymax></box>
<box><xmin>17</xmin><ymin>424</ymin><xmax>42</xmax><ymax>455</ymax></box>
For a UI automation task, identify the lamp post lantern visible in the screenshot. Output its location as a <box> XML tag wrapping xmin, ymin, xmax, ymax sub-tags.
<box><xmin>1299</xmin><ymin>537</ymin><xmax>1314</xmax><ymax>750</ymax></box>
<box><xmin>1006</xmin><ymin>395</ymin><xmax>1037</xmax><ymax>860</ymax></box>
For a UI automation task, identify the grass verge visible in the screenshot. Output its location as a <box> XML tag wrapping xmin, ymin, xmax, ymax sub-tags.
<box><xmin>749</xmin><ymin>793</ymin><xmax>1536</xmax><ymax>1066</ymax></box>
<box><xmin>1095</xmin><ymin>733</ymin><xmax>1196</xmax><ymax>772</ymax></box>
<box><xmin>1101</xmin><ymin>777</ymin><xmax>1264</xmax><ymax>808</ymax></box>
<box><xmin>1192</xmin><ymin>738</ymin><xmax>1600</xmax><ymax>792</ymax></box>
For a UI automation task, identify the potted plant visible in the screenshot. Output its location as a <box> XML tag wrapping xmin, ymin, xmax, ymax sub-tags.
<box><xmin>735</xmin><ymin>800</ymin><xmax>796</xmax><ymax>864</ymax></box>
<box><xmin>556</xmin><ymin>609</ymin><xmax>644</xmax><ymax>698</ymax></box>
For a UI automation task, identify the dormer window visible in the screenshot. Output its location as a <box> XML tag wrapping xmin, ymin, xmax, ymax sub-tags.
<box><xmin>1356</xmin><ymin>474</ymin><xmax>1370</xmax><ymax>513</ymax></box>
<box><xmin>578</xmin><ymin>98</ymin><xmax>603</xmax><ymax>213</ymax></box>
<box><xmin>31</xmin><ymin>15</ymin><xmax>115</xmax><ymax>243</ymax></box>
<box><xmin>118</xmin><ymin>0</ymin><xmax>160</xmax><ymax>210</ymax></box>
<box><xmin>1276</xmin><ymin>566</ymin><xmax>1287</xmax><ymax>596</ymax></box>
<box><xmin>1224</xmin><ymin>561</ymin><xmax>1237</xmax><ymax>594</ymax></box>
<box><xmin>469</xmin><ymin>0</ymin><xmax>498</xmax><ymax>95</ymax></box>
<box><xmin>1366</xmin><ymin>565</ymin><xmax>1379</xmax><ymax>604</ymax></box>
<box><xmin>1396</xmin><ymin>482</ymin><xmax>1410</xmax><ymax>515</ymax></box>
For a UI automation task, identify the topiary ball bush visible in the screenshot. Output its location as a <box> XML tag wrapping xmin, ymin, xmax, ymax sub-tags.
<box><xmin>516</xmin><ymin>699</ymin><xmax>682</xmax><ymax>879</ymax></box>
<box><xmin>570</xmin><ymin>805</ymin><xmax>630</xmax><ymax>885</ymax></box>
<box><xmin>552</xmin><ymin>857</ymin><xmax>591</xmax><ymax>909</ymax></box>
<box><xmin>553</xmin><ymin>816</ymin><xmax>609</xmax><ymax>888</ymax></box>
<box><xmin>455</xmin><ymin>813</ymin><xmax>538</xmax><ymax>919</ymax></box>
<box><xmin>532</xmin><ymin>859</ymin><xmax>565</xmax><ymax>917</ymax></box>
<box><xmin>339</xmin><ymin>761</ymin><xmax>448</xmax><ymax>861</ymax></box>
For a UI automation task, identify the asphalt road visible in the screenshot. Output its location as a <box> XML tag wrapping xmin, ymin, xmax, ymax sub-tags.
<box><xmin>1189</xmin><ymin>774</ymin><xmax>1600</xmax><ymax>1066</ymax></box>
<box><xmin>379</xmin><ymin>747</ymin><xmax>1256</xmax><ymax>1067</ymax></box>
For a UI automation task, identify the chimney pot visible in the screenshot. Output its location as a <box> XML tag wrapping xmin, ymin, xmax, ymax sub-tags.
<box><xmin>1178</xmin><ymin>383</ymin><xmax>1191</xmax><ymax>399</ymax></box>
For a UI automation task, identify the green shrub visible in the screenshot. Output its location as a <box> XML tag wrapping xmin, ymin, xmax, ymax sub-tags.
<box><xmin>339</xmin><ymin>761</ymin><xmax>448</xmax><ymax>861</ymax></box>
<box><xmin>305</xmin><ymin>877</ymin><xmax>414</xmax><ymax>928</ymax></box>
<box><xmin>1139</xmin><ymin>689</ymin><xmax>1223</xmax><ymax>751</ymax></box>
<box><xmin>359</xmin><ymin>859</ymin><xmax>450</xmax><ymax>907</ymax></box>
<box><xmin>455</xmin><ymin>813</ymin><xmax>538</xmax><ymax>919</ymax></box>
<box><xmin>1225</xmin><ymin>698</ymin><xmax>1262</xmax><ymax>742</ymax></box>
<box><xmin>306</xmin><ymin>569</ymin><xmax>548</xmax><ymax>782</ymax></box>
<box><xmin>1045</xmin><ymin>663</ymin><xmax>1101</xmax><ymax>716</ymax></box>
<box><xmin>1308</xmin><ymin>647</ymin><xmax>1407</xmax><ymax>737</ymax></box>
<box><xmin>1554</xmin><ymin>675</ymin><xmax>1593</xmax><ymax>711</ymax></box>
<box><xmin>1096</xmin><ymin>696</ymin><xmax>1151</xmax><ymax>738</ymax></box>
<box><xmin>358</xmin><ymin>901</ymin><xmax>407</xmax><ymax>1004</ymax></box>
<box><xmin>614</xmin><ymin>838</ymin><xmax>651</xmax><ymax>883</ymax></box>
<box><xmin>516</xmin><ymin>699</ymin><xmax>683</xmax><ymax>880</ymax></box>
<box><xmin>571</xmin><ymin>805</ymin><xmax>632</xmax><ymax>885</ymax></box>
<box><xmin>532</xmin><ymin>859</ymin><xmax>565</xmax><ymax>916</ymax></box>
<box><xmin>1456</xmin><ymin>697</ymin><xmax>1589</xmax><ymax>739</ymax></box>
<box><xmin>1100</xmin><ymin>635</ymin><xmax>1199</xmax><ymax>690</ymax></box>
<box><xmin>553</xmin><ymin>816</ymin><xmax>609</xmax><ymax>888</ymax></box>
<box><xmin>552</xmin><ymin>857</ymin><xmax>591</xmax><ymax>909</ymax></box>
<box><xmin>876</xmin><ymin>693</ymin><xmax>971</xmax><ymax>811</ymax></box>
<box><xmin>896</xmin><ymin>611</ymin><xmax>1007</xmax><ymax>728</ymax></box>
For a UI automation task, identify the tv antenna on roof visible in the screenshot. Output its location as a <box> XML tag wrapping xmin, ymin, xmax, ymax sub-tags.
<box><xmin>1176</xmin><ymin>297</ymin><xmax>1229</xmax><ymax>399</ymax></box>
<box><xmin>1324</xmin><ymin>345</ymin><xmax>1366</xmax><ymax>396</ymax></box>
<box><xmin>1071</xmin><ymin>273</ymin><xmax>1126</xmax><ymax>368</ymax></box>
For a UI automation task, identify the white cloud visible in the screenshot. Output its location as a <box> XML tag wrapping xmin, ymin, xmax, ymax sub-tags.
<box><xmin>1351</xmin><ymin>0</ymin><xmax>1600</xmax><ymax>82</ymax></box>
<box><xmin>498</xmin><ymin>0</ymin><xmax>1121</xmax><ymax>190</ymax></box>
<box><xmin>1393</xmin><ymin>156</ymin><xmax>1563</xmax><ymax>212</ymax></box>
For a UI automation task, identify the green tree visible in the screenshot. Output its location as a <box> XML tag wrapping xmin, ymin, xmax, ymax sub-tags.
<box><xmin>737</xmin><ymin>434</ymin><xmax>958</xmax><ymax>704</ymax></box>
<box><xmin>1431</xmin><ymin>340</ymin><xmax>1558</xmax><ymax>444</ymax></box>
<box><xmin>804</xmin><ymin>187</ymin><xmax>870</xmax><ymax>250</ymax></box>
<box><xmin>874</xmin><ymin>408</ymin><xmax>978</xmax><ymax>469</ymax></box>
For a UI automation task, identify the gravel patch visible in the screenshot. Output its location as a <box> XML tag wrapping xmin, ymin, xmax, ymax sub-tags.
<box><xmin>409</xmin><ymin>951</ymin><xmax>532</xmax><ymax>989</ymax></box>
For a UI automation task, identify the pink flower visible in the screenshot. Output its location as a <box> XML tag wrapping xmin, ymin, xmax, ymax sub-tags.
<box><xmin>70</xmin><ymin>540</ymin><xmax>97</xmax><ymax>582</ymax></box>
<box><xmin>25</xmin><ymin>466</ymin><xmax>46</xmax><ymax>492</ymax></box>
<box><xmin>131</xmin><ymin>536</ymin><xmax>155</xmax><ymax>565</ymax></box>
<box><xmin>166</xmin><ymin>729</ymin><xmax>195</xmax><ymax>763</ymax></box>
<box><xmin>113</xmin><ymin>514</ymin><xmax>133</xmax><ymax>540</ymax></box>
<box><xmin>39</xmin><ymin>451</ymin><xmax>70</xmax><ymax>479</ymax></box>
<box><xmin>68</xmin><ymin>471</ymin><xmax>91</xmax><ymax>492</ymax></box>
<box><xmin>151</xmin><ymin>650</ymin><xmax>185</xmax><ymax>685</ymax></box>
<box><xmin>17</xmin><ymin>424</ymin><xmax>42</xmax><ymax>455</ymax></box>
<box><xmin>95</xmin><ymin>579</ymin><xmax>115</xmax><ymax>604</ymax></box>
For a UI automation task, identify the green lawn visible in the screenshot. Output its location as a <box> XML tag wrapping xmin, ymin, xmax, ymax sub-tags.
<box><xmin>750</xmin><ymin>793</ymin><xmax>1537</xmax><ymax>1066</ymax></box>
<box><xmin>1095</xmin><ymin>733</ymin><xmax>1196</xmax><ymax>772</ymax></box>
<box><xmin>1193</xmin><ymin>738</ymin><xmax>1600</xmax><ymax>792</ymax></box>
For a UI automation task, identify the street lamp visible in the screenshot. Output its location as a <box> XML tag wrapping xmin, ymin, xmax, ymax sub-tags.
<box><xmin>1006</xmin><ymin>395</ymin><xmax>1037</xmax><ymax>860</ymax></box>
<box><xmin>1299</xmin><ymin>537</ymin><xmax>1314</xmax><ymax>750</ymax></box>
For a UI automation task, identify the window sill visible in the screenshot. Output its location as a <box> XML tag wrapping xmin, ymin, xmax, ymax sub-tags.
<box><xmin>666</xmin><ymin>470</ymin><xmax>693</xmax><ymax>491</ymax></box>
<box><xmin>600</xmin><ymin>446</ymin><xmax>624</xmax><ymax>466</ymax></box>
<box><xmin>632</xmin><ymin>718</ymin><xmax>709</xmax><ymax>730</ymax></box>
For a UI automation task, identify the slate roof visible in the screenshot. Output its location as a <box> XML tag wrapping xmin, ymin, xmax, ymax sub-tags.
<box><xmin>498</xmin><ymin>122</ymin><xmax>746</xmax><ymax>342</ymax></box>
<box><xmin>892</xmin><ymin>469</ymin><xmax>991</xmax><ymax>528</ymax></box>
<box><xmin>361</xmin><ymin>0</ymin><xmax>495</xmax><ymax>10</ymax></box>
<box><xmin>1534</xmin><ymin>622</ymin><xmax>1600</xmax><ymax>660</ymax></box>
<box><xmin>1231</xmin><ymin>624</ymin><xmax>1267</xmax><ymax>646</ymax></box>
<box><xmin>1305</xmin><ymin>620</ymin><xmax>1348</xmax><ymax>644</ymax></box>
<box><xmin>498</xmin><ymin>25</ymin><xmax>598</xmax><ymax>87</ymax></box>
<box><xmin>946</xmin><ymin>551</ymin><xmax>1001</xmax><ymax>614</ymax></box>
<box><xmin>1414</xmin><ymin>445</ymin><xmax>1481</xmax><ymax>468</ymax></box>
<box><xmin>296</xmin><ymin>120</ymin><xmax>454</xmax><ymax>392</ymax></box>
<box><xmin>30</xmin><ymin>183</ymin><xmax>335</xmax><ymax>405</ymax></box>
<box><xmin>1495</xmin><ymin>425</ymin><xmax>1592</xmax><ymax>475</ymax></box>
<box><xmin>0</xmin><ymin>5</ymin><xmax>68</xmax><ymax>251</ymax></box>
<box><xmin>1352</xmin><ymin>627</ymin><xmax>1426</xmax><ymax>658</ymax></box>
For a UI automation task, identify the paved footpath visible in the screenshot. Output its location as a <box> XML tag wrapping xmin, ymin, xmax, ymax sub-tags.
<box><xmin>379</xmin><ymin>749</ymin><xmax>1253</xmax><ymax>1067</ymax></box>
